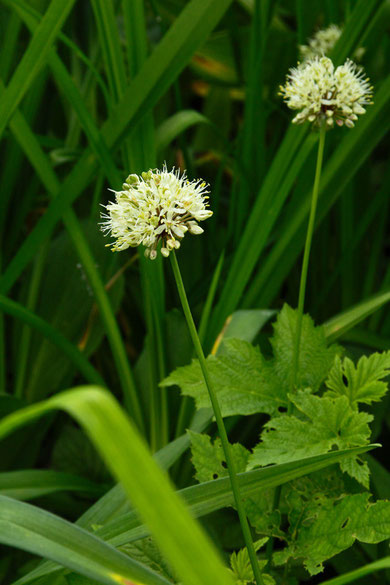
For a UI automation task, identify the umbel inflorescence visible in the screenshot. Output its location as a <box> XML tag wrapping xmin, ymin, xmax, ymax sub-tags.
<box><xmin>280</xmin><ymin>56</ymin><xmax>373</xmax><ymax>128</ymax></box>
<box><xmin>299</xmin><ymin>24</ymin><xmax>342</xmax><ymax>60</ymax></box>
<box><xmin>100</xmin><ymin>167</ymin><xmax>212</xmax><ymax>259</ymax></box>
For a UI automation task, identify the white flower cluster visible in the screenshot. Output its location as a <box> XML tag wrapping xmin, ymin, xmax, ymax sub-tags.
<box><xmin>100</xmin><ymin>167</ymin><xmax>212</xmax><ymax>259</ymax></box>
<box><xmin>280</xmin><ymin>56</ymin><xmax>373</xmax><ymax>128</ymax></box>
<box><xmin>299</xmin><ymin>24</ymin><xmax>342</xmax><ymax>60</ymax></box>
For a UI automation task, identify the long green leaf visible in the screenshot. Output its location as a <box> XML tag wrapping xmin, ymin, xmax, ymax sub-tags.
<box><xmin>11</xmin><ymin>444</ymin><xmax>377</xmax><ymax>585</ymax></box>
<box><xmin>0</xmin><ymin>0</ymin><xmax>76</xmax><ymax>140</ymax></box>
<box><xmin>0</xmin><ymin>387</ymin><xmax>235</xmax><ymax>585</ymax></box>
<box><xmin>0</xmin><ymin>495</ymin><xmax>170</xmax><ymax>585</ymax></box>
<box><xmin>323</xmin><ymin>290</ymin><xmax>390</xmax><ymax>342</ymax></box>
<box><xmin>319</xmin><ymin>556</ymin><xmax>390</xmax><ymax>585</ymax></box>
<box><xmin>0</xmin><ymin>470</ymin><xmax>104</xmax><ymax>500</ymax></box>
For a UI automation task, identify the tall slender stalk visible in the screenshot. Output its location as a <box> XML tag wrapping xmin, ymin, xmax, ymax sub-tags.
<box><xmin>290</xmin><ymin>125</ymin><xmax>326</xmax><ymax>391</ymax></box>
<box><xmin>170</xmin><ymin>251</ymin><xmax>264</xmax><ymax>585</ymax></box>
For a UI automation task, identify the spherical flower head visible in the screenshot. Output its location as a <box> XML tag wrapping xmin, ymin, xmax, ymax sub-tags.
<box><xmin>100</xmin><ymin>166</ymin><xmax>212</xmax><ymax>259</ymax></box>
<box><xmin>279</xmin><ymin>56</ymin><xmax>373</xmax><ymax>128</ymax></box>
<box><xmin>299</xmin><ymin>24</ymin><xmax>342</xmax><ymax>60</ymax></box>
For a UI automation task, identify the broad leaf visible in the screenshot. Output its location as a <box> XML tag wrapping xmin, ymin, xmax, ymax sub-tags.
<box><xmin>274</xmin><ymin>493</ymin><xmax>390</xmax><ymax>575</ymax></box>
<box><xmin>249</xmin><ymin>391</ymin><xmax>372</xmax><ymax>487</ymax></box>
<box><xmin>162</xmin><ymin>305</ymin><xmax>339</xmax><ymax>418</ymax></box>
<box><xmin>162</xmin><ymin>337</ymin><xmax>287</xmax><ymax>417</ymax></box>
<box><xmin>271</xmin><ymin>304</ymin><xmax>340</xmax><ymax>393</ymax></box>
<box><xmin>325</xmin><ymin>352</ymin><xmax>390</xmax><ymax>406</ymax></box>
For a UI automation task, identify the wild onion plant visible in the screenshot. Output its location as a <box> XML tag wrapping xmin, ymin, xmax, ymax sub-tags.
<box><xmin>0</xmin><ymin>1</ymin><xmax>390</xmax><ymax>585</ymax></box>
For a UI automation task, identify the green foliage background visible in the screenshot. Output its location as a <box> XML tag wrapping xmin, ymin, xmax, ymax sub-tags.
<box><xmin>0</xmin><ymin>0</ymin><xmax>390</xmax><ymax>584</ymax></box>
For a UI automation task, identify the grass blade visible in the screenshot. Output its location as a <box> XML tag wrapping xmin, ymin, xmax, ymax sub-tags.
<box><xmin>0</xmin><ymin>387</ymin><xmax>235</xmax><ymax>585</ymax></box>
<box><xmin>0</xmin><ymin>495</ymin><xmax>171</xmax><ymax>585</ymax></box>
<box><xmin>0</xmin><ymin>470</ymin><xmax>104</xmax><ymax>500</ymax></box>
<box><xmin>0</xmin><ymin>0</ymin><xmax>76</xmax><ymax>140</ymax></box>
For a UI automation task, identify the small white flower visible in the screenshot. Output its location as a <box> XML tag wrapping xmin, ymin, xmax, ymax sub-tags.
<box><xmin>279</xmin><ymin>56</ymin><xmax>373</xmax><ymax>128</ymax></box>
<box><xmin>299</xmin><ymin>24</ymin><xmax>365</xmax><ymax>62</ymax></box>
<box><xmin>100</xmin><ymin>166</ymin><xmax>212</xmax><ymax>259</ymax></box>
<box><xmin>299</xmin><ymin>25</ymin><xmax>342</xmax><ymax>60</ymax></box>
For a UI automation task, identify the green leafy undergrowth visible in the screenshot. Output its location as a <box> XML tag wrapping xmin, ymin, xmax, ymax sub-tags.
<box><xmin>229</xmin><ymin>538</ymin><xmax>275</xmax><ymax>585</ymax></box>
<box><xmin>168</xmin><ymin>305</ymin><xmax>390</xmax><ymax>581</ymax></box>
<box><xmin>161</xmin><ymin>304</ymin><xmax>339</xmax><ymax>417</ymax></box>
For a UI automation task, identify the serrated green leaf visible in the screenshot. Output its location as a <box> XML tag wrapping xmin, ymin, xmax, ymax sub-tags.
<box><xmin>271</xmin><ymin>304</ymin><xmax>340</xmax><ymax>393</ymax></box>
<box><xmin>325</xmin><ymin>352</ymin><xmax>390</xmax><ymax>406</ymax></box>
<box><xmin>161</xmin><ymin>338</ymin><xmax>287</xmax><ymax>417</ymax></box>
<box><xmin>188</xmin><ymin>431</ymin><xmax>249</xmax><ymax>483</ymax></box>
<box><xmin>229</xmin><ymin>538</ymin><xmax>274</xmax><ymax>585</ymax></box>
<box><xmin>249</xmin><ymin>391</ymin><xmax>372</xmax><ymax>487</ymax></box>
<box><xmin>274</xmin><ymin>493</ymin><xmax>390</xmax><ymax>576</ymax></box>
<box><xmin>120</xmin><ymin>538</ymin><xmax>175</xmax><ymax>584</ymax></box>
<box><xmin>162</xmin><ymin>305</ymin><xmax>338</xmax><ymax>418</ymax></box>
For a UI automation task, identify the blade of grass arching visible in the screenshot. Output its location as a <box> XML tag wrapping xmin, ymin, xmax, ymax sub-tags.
<box><xmin>96</xmin><ymin>445</ymin><xmax>378</xmax><ymax>547</ymax></box>
<box><xmin>12</xmin><ymin>444</ymin><xmax>378</xmax><ymax>585</ymax></box>
<box><xmin>0</xmin><ymin>0</ymin><xmax>76</xmax><ymax>141</ymax></box>
<box><xmin>0</xmin><ymin>295</ymin><xmax>105</xmax><ymax>386</ymax></box>
<box><xmin>0</xmin><ymin>470</ymin><xmax>104</xmax><ymax>500</ymax></box>
<box><xmin>0</xmin><ymin>387</ymin><xmax>235</xmax><ymax>585</ymax></box>
<box><xmin>323</xmin><ymin>290</ymin><xmax>390</xmax><ymax>343</ymax></box>
<box><xmin>250</xmin><ymin>74</ymin><xmax>390</xmax><ymax>308</ymax></box>
<box><xmin>5</xmin><ymin>96</ymin><xmax>142</xmax><ymax>428</ymax></box>
<box><xmin>0</xmin><ymin>0</ymin><xmax>235</xmax><ymax>298</ymax></box>
<box><xmin>0</xmin><ymin>495</ymin><xmax>172</xmax><ymax>585</ymax></box>
<box><xmin>319</xmin><ymin>557</ymin><xmax>390</xmax><ymax>585</ymax></box>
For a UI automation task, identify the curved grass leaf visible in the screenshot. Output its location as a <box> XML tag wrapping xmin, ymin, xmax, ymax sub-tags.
<box><xmin>0</xmin><ymin>495</ymin><xmax>171</xmax><ymax>585</ymax></box>
<box><xmin>12</xmin><ymin>445</ymin><xmax>377</xmax><ymax>585</ymax></box>
<box><xmin>0</xmin><ymin>387</ymin><xmax>235</xmax><ymax>585</ymax></box>
<box><xmin>319</xmin><ymin>556</ymin><xmax>390</xmax><ymax>585</ymax></box>
<box><xmin>0</xmin><ymin>470</ymin><xmax>104</xmax><ymax>500</ymax></box>
<box><xmin>323</xmin><ymin>290</ymin><xmax>390</xmax><ymax>342</ymax></box>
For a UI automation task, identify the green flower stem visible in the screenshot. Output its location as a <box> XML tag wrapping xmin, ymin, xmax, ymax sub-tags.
<box><xmin>170</xmin><ymin>251</ymin><xmax>264</xmax><ymax>585</ymax></box>
<box><xmin>266</xmin><ymin>126</ymin><xmax>327</xmax><ymax>569</ymax></box>
<box><xmin>290</xmin><ymin>125</ymin><xmax>326</xmax><ymax>393</ymax></box>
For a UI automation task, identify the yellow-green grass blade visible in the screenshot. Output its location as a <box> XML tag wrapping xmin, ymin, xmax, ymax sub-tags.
<box><xmin>0</xmin><ymin>470</ymin><xmax>105</xmax><ymax>500</ymax></box>
<box><xmin>0</xmin><ymin>0</ymin><xmax>76</xmax><ymax>140</ymax></box>
<box><xmin>323</xmin><ymin>290</ymin><xmax>390</xmax><ymax>343</ymax></box>
<box><xmin>0</xmin><ymin>495</ymin><xmax>171</xmax><ymax>585</ymax></box>
<box><xmin>319</xmin><ymin>557</ymin><xmax>390</xmax><ymax>585</ymax></box>
<box><xmin>0</xmin><ymin>387</ymin><xmax>235</xmax><ymax>585</ymax></box>
<box><xmin>11</xmin><ymin>444</ymin><xmax>378</xmax><ymax>585</ymax></box>
<box><xmin>0</xmin><ymin>294</ymin><xmax>104</xmax><ymax>387</ymax></box>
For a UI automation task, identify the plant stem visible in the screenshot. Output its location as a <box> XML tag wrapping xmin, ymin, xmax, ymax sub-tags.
<box><xmin>267</xmin><ymin>126</ymin><xmax>327</xmax><ymax>568</ymax></box>
<box><xmin>170</xmin><ymin>251</ymin><xmax>264</xmax><ymax>585</ymax></box>
<box><xmin>290</xmin><ymin>125</ymin><xmax>326</xmax><ymax>392</ymax></box>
